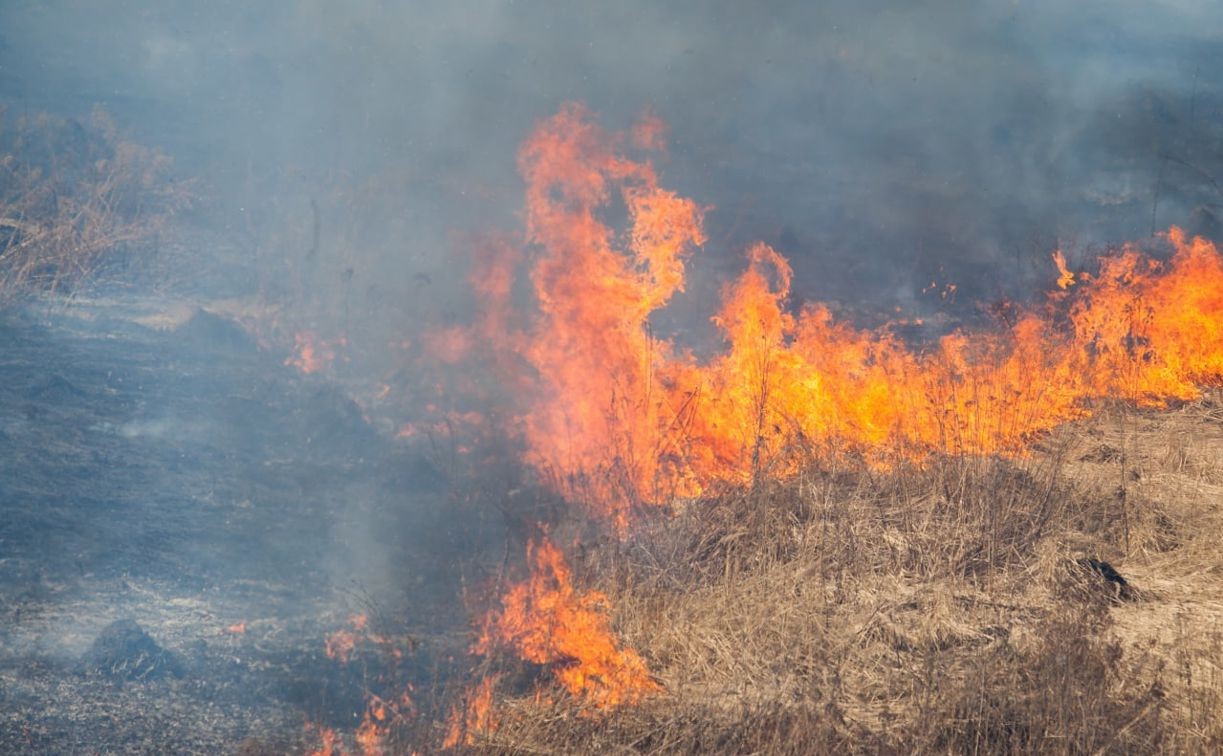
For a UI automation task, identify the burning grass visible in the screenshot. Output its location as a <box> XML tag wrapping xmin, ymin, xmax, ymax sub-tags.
<box><xmin>471</xmin><ymin>536</ymin><xmax>659</xmax><ymax>709</ymax></box>
<box><xmin>376</xmin><ymin>105</ymin><xmax>1223</xmax><ymax>752</ymax></box>
<box><xmin>447</xmin><ymin>399</ymin><xmax>1223</xmax><ymax>753</ymax></box>
<box><xmin>457</xmin><ymin>104</ymin><xmax>1223</xmax><ymax>530</ymax></box>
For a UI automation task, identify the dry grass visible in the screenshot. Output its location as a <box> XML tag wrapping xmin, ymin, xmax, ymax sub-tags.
<box><xmin>0</xmin><ymin>106</ymin><xmax>191</xmax><ymax>299</ymax></box>
<box><xmin>443</xmin><ymin>395</ymin><xmax>1223</xmax><ymax>754</ymax></box>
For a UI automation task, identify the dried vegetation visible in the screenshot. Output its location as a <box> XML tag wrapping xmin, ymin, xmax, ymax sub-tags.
<box><xmin>450</xmin><ymin>395</ymin><xmax>1223</xmax><ymax>754</ymax></box>
<box><xmin>0</xmin><ymin>106</ymin><xmax>191</xmax><ymax>299</ymax></box>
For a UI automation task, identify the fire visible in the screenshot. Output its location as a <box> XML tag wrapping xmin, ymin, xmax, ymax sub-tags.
<box><xmin>286</xmin><ymin>330</ymin><xmax>340</xmax><ymax>374</ymax></box>
<box><xmin>317</xmin><ymin>614</ymin><xmax>416</xmax><ymax>754</ymax></box>
<box><xmin>1053</xmin><ymin>249</ymin><xmax>1076</xmax><ymax>289</ymax></box>
<box><xmin>474</xmin><ymin>537</ymin><xmax>659</xmax><ymax>709</ymax></box>
<box><xmin>307</xmin><ymin>707</ymin><xmax>405</xmax><ymax>756</ymax></box>
<box><xmin>352</xmin><ymin>692</ymin><xmax>415</xmax><ymax>756</ymax></box>
<box><xmin>442</xmin><ymin>674</ymin><xmax>499</xmax><ymax>748</ymax></box>
<box><xmin>354</xmin><ymin>710</ymin><xmax>386</xmax><ymax>756</ymax></box>
<box><xmin>468</xmin><ymin>103</ymin><xmax>707</xmax><ymax>528</ymax></box>
<box><xmin>325</xmin><ymin>613</ymin><xmax>407</xmax><ymax>665</ymax></box>
<box><xmin>306</xmin><ymin>723</ymin><xmax>343</xmax><ymax>756</ymax></box>
<box><xmin>461</xmin><ymin>104</ymin><xmax>1223</xmax><ymax>525</ymax></box>
<box><xmin>411</xmin><ymin>104</ymin><xmax>1223</xmax><ymax>747</ymax></box>
<box><xmin>325</xmin><ymin>628</ymin><xmax>358</xmax><ymax>664</ymax></box>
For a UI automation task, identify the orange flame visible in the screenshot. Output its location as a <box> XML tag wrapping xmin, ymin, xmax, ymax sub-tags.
<box><xmin>325</xmin><ymin>628</ymin><xmax>358</xmax><ymax>664</ymax></box>
<box><xmin>318</xmin><ymin>614</ymin><xmax>416</xmax><ymax>754</ymax></box>
<box><xmin>352</xmin><ymin>692</ymin><xmax>414</xmax><ymax>756</ymax></box>
<box><xmin>470</xmin><ymin>103</ymin><xmax>706</xmax><ymax>528</ymax></box>
<box><xmin>306</xmin><ymin>723</ymin><xmax>343</xmax><ymax>756</ymax></box>
<box><xmin>434</xmin><ymin>106</ymin><xmax>1223</xmax><ymax>737</ymax></box>
<box><xmin>464</xmin><ymin>105</ymin><xmax>1223</xmax><ymax>525</ymax></box>
<box><xmin>442</xmin><ymin>674</ymin><xmax>500</xmax><ymax>748</ymax></box>
<box><xmin>475</xmin><ymin>537</ymin><xmax>658</xmax><ymax>709</ymax></box>
<box><xmin>354</xmin><ymin>710</ymin><xmax>385</xmax><ymax>756</ymax></box>
<box><xmin>1053</xmin><ymin>249</ymin><xmax>1076</xmax><ymax>289</ymax></box>
<box><xmin>286</xmin><ymin>331</ymin><xmax>339</xmax><ymax>374</ymax></box>
<box><xmin>324</xmin><ymin>614</ymin><xmax>406</xmax><ymax>665</ymax></box>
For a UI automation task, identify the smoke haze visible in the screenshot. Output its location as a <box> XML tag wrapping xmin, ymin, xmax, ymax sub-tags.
<box><xmin>2</xmin><ymin>0</ymin><xmax>1222</xmax><ymax>327</ymax></box>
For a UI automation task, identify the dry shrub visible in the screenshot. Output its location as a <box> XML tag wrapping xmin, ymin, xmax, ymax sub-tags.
<box><xmin>445</xmin><ymin>413</ymin><xmax>1223</xmax><ymax>754</ymax></box>
<box><xmin>0</xmin><ymin>106</ymin><xmax>192</xmax><ymax>298</ymax></box>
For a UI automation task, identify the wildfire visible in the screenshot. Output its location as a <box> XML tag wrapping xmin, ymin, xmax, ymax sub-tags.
<box><xmin>353</xmin><ymin>692</ymin><xmax>415</xmax><ymax>756</ymax></box>
<box><xmin>460</xmin><ymin>103</ymin><xmax>1223</xmax><ymax>525</ymax></box>
<box><xmin>473</xmin><ymin>537</ymin><xmax>659</xmax><ymax>709</ymax></box>
<box><xmin>316</xmin><ymin>614</ymin><xmax>416</xmax><ymax>754</ymax></box>
<box><xmin>324</xmin><ymin>627</ymin><xmax>358</xmax><ymax>664</ymax></box>
<box><xmin>409</xmin><ymin>104</ymin><xmax>1223</xmax><ymax>749</ymax></box>
<box><xmin>305</xmin><ymin>723</ymin><xmax>343</xmax><ymax>756</ymax></box>
<box><xmin>442</xmin><ymin>674</ymin><xmax>499</xmax><ymax>748</ymax></box>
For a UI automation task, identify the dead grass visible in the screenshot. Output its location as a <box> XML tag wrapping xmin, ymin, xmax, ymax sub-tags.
<box><xmin>0</xmin><ymin>106</ymin><xmax>191</xmax><ymax>299</ymax></box>
<box><xmin>440</xmin><ymin>395</ymin><xmax>1223</xmax><ymax>754</ymax></box>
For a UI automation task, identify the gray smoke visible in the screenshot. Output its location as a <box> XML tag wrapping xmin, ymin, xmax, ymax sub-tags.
<box><xmin>2</xmin><ymin>0</ymin><xmax>1221</xmax><ymax>328</ymax></box>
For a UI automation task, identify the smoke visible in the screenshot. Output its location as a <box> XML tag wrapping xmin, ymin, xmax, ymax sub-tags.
<box><xmin>2</xmin><ymin>0</ymin><xmax>1220</xmax><ymax>323</ymax></box>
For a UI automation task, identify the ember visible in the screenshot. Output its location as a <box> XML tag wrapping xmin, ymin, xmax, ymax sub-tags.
<box><xmin>286</xmin><ymin>331</ymin><xmax>341</xmax><ymax>374</ymax></box>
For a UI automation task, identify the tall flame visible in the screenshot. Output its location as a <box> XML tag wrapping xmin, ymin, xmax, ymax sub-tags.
<box><xmin>468</xmin><ymin>104</ymin><xmax>1223</xmax><ymax>526</ymax></box>
<box><xmin>489</xmin><ymin>102</ymin><xmax>708</xmax><ymax>529</ymax></box>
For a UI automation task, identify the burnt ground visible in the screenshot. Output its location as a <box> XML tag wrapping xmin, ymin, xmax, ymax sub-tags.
<box><xmin>0</xmin><ymin>300</ymin><xmax>492</xmax><ymax>753</ymax></box>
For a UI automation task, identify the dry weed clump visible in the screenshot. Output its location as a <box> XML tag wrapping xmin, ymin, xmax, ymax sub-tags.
<box><xmin>0</xmin><ymin>106</ymin><xmax>191</xmax><ymax>299</ymax></box>
<box><xmin>448</xmin><ymin>402</ymin><xmax>1223</xmax><ymax>754</ymax></box>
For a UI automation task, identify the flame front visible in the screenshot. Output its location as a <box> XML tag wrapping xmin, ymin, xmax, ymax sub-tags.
<box><xmin>440</xmin><ymin>105</ymin><xmax>1223</xmax><ymax>739</ymax></box>
<box><xmin>466</xmin><ymin>104</ymin><xmax>1223</xmax><ymax>525</ymax></box>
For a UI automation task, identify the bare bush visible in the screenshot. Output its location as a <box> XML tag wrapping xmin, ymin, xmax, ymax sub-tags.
<box><xmin>0</xmin><ymin>106</ymin><xmax>192</xmax><ymax>298</ymax></box>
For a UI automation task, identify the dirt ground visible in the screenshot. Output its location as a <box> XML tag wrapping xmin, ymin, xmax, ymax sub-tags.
<box><xmin>0</xmin><ymin>298</ymin><xmax>481</xmax><ymax>753</ymax></box>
